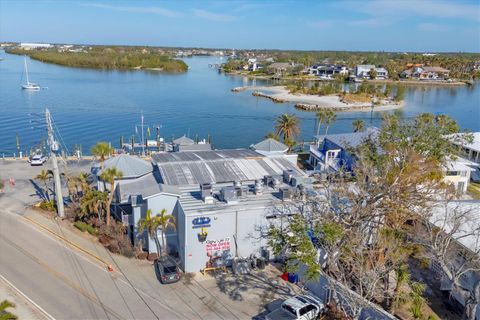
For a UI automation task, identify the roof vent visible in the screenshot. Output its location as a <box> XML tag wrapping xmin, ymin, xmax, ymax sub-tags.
<box><xmin>254</xmin><ymin>179</ymin><xmax>263</xmax><ymax>195</ymax></box>
<box><xmin>201</xmin><ymin>183</ymin><xmax>214</xmax><ymax>204</ymax></box>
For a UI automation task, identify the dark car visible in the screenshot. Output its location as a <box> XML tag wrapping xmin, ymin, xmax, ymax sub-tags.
<box><xmin>155</xmin><ymin>257</ymin><xmax>181</xmax><ymax>284</ymax></box>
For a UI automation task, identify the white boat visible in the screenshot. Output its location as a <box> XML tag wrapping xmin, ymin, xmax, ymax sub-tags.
<box><xmin>22</xmin><ymin>56</ymin><xmax>40</xmax><ymax>90</ymax></box>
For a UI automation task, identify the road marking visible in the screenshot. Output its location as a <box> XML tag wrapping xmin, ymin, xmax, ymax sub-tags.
<box><xmin>0</xmin><ymin>273</ymin><xmax>56</xmax><ymax>320</ymax></box>
<box><xmin>14</xmin><ymin>213</ymin><xmax>190</xmax><ymax>319</ymax></box>
<box><xmin>22</xmin><ymin>215</ymin><xmax>110</xmax><ymax>267</ymax></box>
<box><xmin>0</xmin><ymin>234</ymin><xmax>125</xmax><ymax>320</ymax></box>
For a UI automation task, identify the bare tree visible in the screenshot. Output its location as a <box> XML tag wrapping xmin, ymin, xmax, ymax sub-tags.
<box><xmin>415</xmin><ymin>191</ymin><xmax>480</xmax><ymax>320</ymax></box>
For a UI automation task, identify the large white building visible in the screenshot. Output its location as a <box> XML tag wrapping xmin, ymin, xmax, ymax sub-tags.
<box><xmin>20</xmin><ymin>43</ymin><xmax>52</xmax><ymax>50</ymax></box>
<box><xmin>100</xmin><ymin>148</ymin><xmax>308</xmax><ymax>273</ymax></box>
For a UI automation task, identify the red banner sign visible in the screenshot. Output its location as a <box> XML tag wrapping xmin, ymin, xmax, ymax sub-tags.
<box><xmin>205</xmin><ymin>237</ymin><xmax>231</xmax><ymax>252</ymax></box>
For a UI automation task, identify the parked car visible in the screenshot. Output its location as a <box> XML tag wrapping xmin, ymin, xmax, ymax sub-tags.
<box><xmin>29</xmin><ymin>155</ymin><xmax>47</xmax><ymax>166</ymax></box>
<box><xmin>154</xmin><ymin>257</ymin><xmax>181</xmax><ymax>284</ymax></box>
<box><xmin>265</xmin><ymin>295</ymin><xmax>324</xmax><ymax>320</ymax></box>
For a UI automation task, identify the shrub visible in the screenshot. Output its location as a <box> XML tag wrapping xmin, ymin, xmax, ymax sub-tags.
<box><xmin>74</xmin><ymin>221</ymin><xmax>88</xmax><ymax>232</ymax></box>
<box><xmin>40</xmin><ymin>200</ymin><xmax>56</xmax><ymax>212</ymax></box>
<box><xmin>86</xmin><ymin>224</ymin><xmax>98</xmax><ymax>235</ymax></box>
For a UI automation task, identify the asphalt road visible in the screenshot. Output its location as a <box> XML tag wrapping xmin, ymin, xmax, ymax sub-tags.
<box><xmin>0</xmin><ymin>159</ymin><xmax>293</xmax><ymax>320</ymax></box>
<box><xmin>0</xmin><ymin>160</ymin><xmax>208</xmax><ymax>319</ymax></box>
<box><xmin>0</xmin><ymin>192</ymin><xmax>188</xmax><ymax>319</ymax></box>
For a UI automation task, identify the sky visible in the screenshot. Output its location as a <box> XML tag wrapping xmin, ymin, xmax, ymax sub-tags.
<box><xmin>1</xmin><ymin>0</ymin><xmax>479</xmax><ymax>52</ymax></box>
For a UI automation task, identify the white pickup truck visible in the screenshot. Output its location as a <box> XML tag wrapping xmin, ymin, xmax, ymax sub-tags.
<box><xmin>265</xmin><ymin>295</ymin><xmax>325</xmax><ymax>320</ymax></box>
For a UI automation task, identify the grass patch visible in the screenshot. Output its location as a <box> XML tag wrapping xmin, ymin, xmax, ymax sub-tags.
<box><xmin>341</xmin><ymin>92</ymin><xmax>373</xmax><ymax>103</ymax></box>
<box><xmin>467</xmin><ymin>182</ymin><xmax>480</xmax><ymax>199</ymax></box>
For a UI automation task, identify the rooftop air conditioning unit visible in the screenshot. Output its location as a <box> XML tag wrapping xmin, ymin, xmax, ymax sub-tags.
<box><xmin>283</xmin><ymin>170</ymin><xmax>295</xmax><ymax>184</ymax></box>
<box><xmin>220</xmin><ymin>186</ymin><xmax>237</xmax><ymax>204</ymax></box>
<box><xmin>279</xmin><ymin>187</ymin><xmax>294</xmax><ymax>201</ymax></box>
<box><xmin>264</xmin><ymin>175</ymin><xmax>273</xmax><ymax>188</ymax></box>
<box><xmin>201</xmin><ymin>183</ymin><xmax>214</xmax><ymax>204</ymax></box>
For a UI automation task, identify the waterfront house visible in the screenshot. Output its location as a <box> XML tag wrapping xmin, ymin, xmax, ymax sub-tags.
<box><xmin>309</xmin><ymin>127</ymin><xmax>380</xmax><ymax>172</ymax></box>
<box><xmin>310</xmin><ymin>129</ymin><xmax>476</xmax><ymax>193</ymax></box>
<box><xmin>401</xmin><ymin>66</ymin><xmax>450</xmax><ymax>80</ymax></box>
<box><xmin>447</xmin><ymin>132</ymin><xmax>480</xmax><ymax>182</ymax></box>
<box><xmin>309</xmin><ymin>64</ymin><xmax>349</xmax><ymax>78</ymax></box>
<box><xmin>354</xmin><ymin>65</ymin><xmax>388</xmax><ymax>80</ymax></box>
<box><xmin>443</xmin><ymin>158</ymin><xmax>478</xmax><ymax>193</ymax></box>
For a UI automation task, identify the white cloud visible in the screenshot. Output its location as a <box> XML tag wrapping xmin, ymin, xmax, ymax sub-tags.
<box><xmin>80</xmin><ymin>3</ymin><xmax>181</xmax><ymax>17</ymax></box>
<box><xmin>193</xmin><ymin>9</ymin><xmax>236</xmax><ymax>22</ymax></box>
<box><xmin>348</xmin><ymin>18</ymin><xmax>385</xmax><ymax>27</ymax></box>
<box><xmin>341</xmin><ymin>0</ymin><xmax>479</xmax><ymax>20</ymax></box>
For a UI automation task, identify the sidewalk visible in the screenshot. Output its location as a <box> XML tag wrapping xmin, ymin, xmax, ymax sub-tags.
<box><xmin>0</xmin><ymin>274</ymin><xmax>52</xmax><ymax>320</ymax></box>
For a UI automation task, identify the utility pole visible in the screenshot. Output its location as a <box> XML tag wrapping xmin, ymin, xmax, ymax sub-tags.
<box><xmin>45</xmin><ymin>108</ymin><xmax>65</xmax><ymax>218</ymax></box>
<box><xmin>155</xmin><ymin>125</ymin><xmax>161</xmax><ymax>152</ymax></box>
<box><xmin>141</xmin><ymin>112</ymin><xmax>145</xmax><ymax>156</ymax></box>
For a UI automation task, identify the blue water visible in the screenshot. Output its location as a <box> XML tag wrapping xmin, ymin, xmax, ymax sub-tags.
<box><xmin>0</xmin><ymin>52</ymin><xmax>479</xmax><ymax>155</ymax></box>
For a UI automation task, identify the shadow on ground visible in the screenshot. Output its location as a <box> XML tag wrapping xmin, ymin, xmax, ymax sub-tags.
<box><xmin>214</xmin><ymin>268</ymin><xmax>297</xmax><ymax>316</ymax></box>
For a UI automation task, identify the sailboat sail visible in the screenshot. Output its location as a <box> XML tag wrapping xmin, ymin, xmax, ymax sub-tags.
<box><xmin>22</xmin><ymin>56</ymin><xmax>40</xmax><ymax>90</ymax></box>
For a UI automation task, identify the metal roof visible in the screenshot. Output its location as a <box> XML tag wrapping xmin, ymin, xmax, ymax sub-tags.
<box><xmin>251</xmin><ymin>138</ymin><xmax>288</xmax><ymax>153</ymax></box>
<box><xmin>117</xmin><ymin>173</ymin><xmax>180</xmax><ymax>203</ymax></box>
<box><xmin>173</xmin><ymin>135</ymin><xmax>194</xmax><ymax>146</ymax></box>
<box><xmin>315</xmin><ymin>127</ymin><xmax>380</xmax><ymax>150</ymax></box>
<box><xmin>152</xmin><ymin>149</ymin><xmax>303</xmax><ymax>186</ymax></box>
<box><xmin>449</xmin><ymin>132</ymin><xmax>480</xmax><ymax>152</ymax></box>
<box><xmin>178</xmin><ymin>184</ymin><xmax>279</xmax><ymax>216</ymax></box>
<box><xmin>101</xmin><ymin>154</ymin><xmax>153</xmax><ymax>179</ymax></box>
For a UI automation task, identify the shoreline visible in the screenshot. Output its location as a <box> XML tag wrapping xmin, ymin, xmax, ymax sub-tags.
<box><xmin>238</xmin><ymin>86</ymin><xmax>404</xmax><ymax>113</ymax></box>
<box><xmin>226</xmin><ymin>71</ymin><xmax>468</xmax><ymax>86</ymax></box>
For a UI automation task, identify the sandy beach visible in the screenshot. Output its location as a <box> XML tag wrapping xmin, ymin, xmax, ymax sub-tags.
<box><xmin>238</xmin><ymin>86</ymin><xmax>404</xmax><ymax>112</ymax></box>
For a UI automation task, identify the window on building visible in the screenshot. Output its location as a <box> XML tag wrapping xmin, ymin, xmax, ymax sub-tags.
<box><xmin>446</xmin><ymin>171</ymin><xmax>458</xmax><ymax>176</ymax></box>
<box><xmin>460</xmin><ymin>171</ymin><xmax>467</xmax><ymax>177</ymax></box>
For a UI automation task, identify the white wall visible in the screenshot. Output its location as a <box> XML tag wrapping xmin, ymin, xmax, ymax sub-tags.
<box><xmin>182</xmin><ymin>207</ymin><xmax>270</xmax><ymax>273</ymax></box>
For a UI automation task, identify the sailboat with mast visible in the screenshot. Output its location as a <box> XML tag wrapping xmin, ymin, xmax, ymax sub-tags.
<box><xmin>22</xmin><ymin>56</ymin><xmax>40</xmax><ymax>90</ymax></box>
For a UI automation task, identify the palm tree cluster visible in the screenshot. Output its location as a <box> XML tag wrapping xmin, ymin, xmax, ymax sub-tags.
<box><xmin>137</xmin><ymin>209</ymin><xmax>176</xmax><ymax>257</ymax></box>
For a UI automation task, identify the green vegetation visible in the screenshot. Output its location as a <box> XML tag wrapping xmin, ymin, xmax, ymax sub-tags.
<box><xmin>74</xmin><ymin>221</ymin><xmax>98</xmax><ymax>235</ymax></box>
<box><xmin>138</xmin><ymin>209</ymin><xmax>176</xmax><ymax>257</ymax></box>
<box><xmin>268</xmin><ymin>113</ymin><xmax>475</xmax><ymax>318</ymax></box>
<box><xmin>91</xmin><ymin>142</ymin><xmax>114</xmax><ymax>169</ymax></box>
<box><xmin>227</xmin><ymin>50</ymin><xmax>480</xmax><ymax>80</ymax></box>
<box><xmin>0</xmin><ymin>299</ymin><xmax>17</xmax><ymax>320</ymax></box>
<box><xmin>275</xmin><ymin>114</ymin><xmax>300</xmax><ymax>142</ymax></box>
<box><xmin>467</xmin><ymin>182</ymin><xmax>480</xmax><ymax>199</ymax></box>
<box><xmin>99</xmin><ymin>167</ymin><xmax>123</xmax><ymax>226</ymax></box>
<box><xmin>7</xmin><ymin>47</ymin><xmax>188</xmax><ymax>72</ymax></box>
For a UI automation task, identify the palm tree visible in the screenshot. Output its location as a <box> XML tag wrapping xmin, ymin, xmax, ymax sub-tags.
<box><xmin>138</xmin><ymin>209</ymin><xmax>176</xmax><ymax>257</ymax></box>
<box><xmin>99</xmin><ymin>167</ymin><xmax>123</xmax><ymax>226</ymax></box>
<box><xmin>80</xmin><ymin>189</ymin><xmax>107</xmax><ymax>221</ymax></box>
<box><xmin>35</xmin><ymin>169</ymin><xmax>52</xmax><ymax>201</ymax></box>
<box><xmin>275</xmin><ymin>114</ymin><xmax>300</xmax><ymax>142</ymax></box>
<box><xmin>0</xmin><ymin>299</ymin><xmax>17</xmax><ymax>320</ymax></box>
<box><xmin>78</xmin><ymin>172</ymin><xmax>91</xmax><ymax>197</ymax></box>
<box><xmin>91</xmin><ymin>142</ymin><xmax>113</xmax><ymax>169</ymax></box>
<box><xmin>264</xmin><ymin>132</ymin><xmax>279</xmax><ymax>141</ymax></box>
<box><xmin>352</xmin><ymin>119</ymin><xmax>365</xmax><ymax>132</ymax></box>
<box><xmin>322</xmin><ymin>110</ymin><xmax>337</xmax><ymax>137</ymax></box>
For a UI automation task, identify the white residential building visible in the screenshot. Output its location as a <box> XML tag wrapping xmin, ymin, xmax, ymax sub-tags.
<box><xmin>355</xmin><ymin>65</ymin><xmax>388</xmax><ymax>80</ymax></box>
